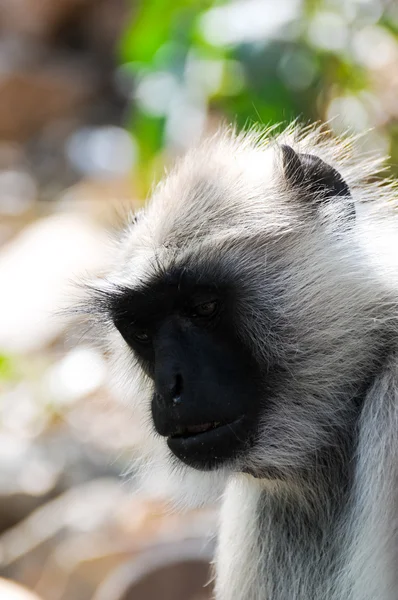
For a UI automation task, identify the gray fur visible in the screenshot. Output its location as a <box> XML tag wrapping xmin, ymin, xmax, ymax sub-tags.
<box><xmin>79</xmin><ymin>124</ymin><xmax>398</xmax><ymax>599</ymax></box>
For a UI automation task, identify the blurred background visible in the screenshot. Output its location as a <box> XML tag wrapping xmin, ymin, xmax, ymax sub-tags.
<box><xmin>0</xmin><ymin>0</ymin><xmax>398</xmax><ymax>598</ymax></box>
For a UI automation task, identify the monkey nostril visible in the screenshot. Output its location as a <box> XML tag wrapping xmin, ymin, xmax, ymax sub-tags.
<box><xmin>172</xmin><ymin>373</ymin><xmax>183</xmax><ymax>406</ymax></box>
<box><xmin>156</xmin><ymin>373</ymin><xmax>184</xmax><ymax>407</ymax></box>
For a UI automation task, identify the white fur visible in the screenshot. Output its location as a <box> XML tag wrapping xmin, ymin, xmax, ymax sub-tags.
<box><xmin>81</xmin><ymin>124</ymin><xmax>398</xmax><ymax>599</ymax></box>
<box><xmin>215</xmin><ymin>362</ymin><xmax>398</xmax><ymax>599</ymax></box>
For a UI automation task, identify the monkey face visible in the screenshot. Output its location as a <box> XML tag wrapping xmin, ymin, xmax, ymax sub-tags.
<box><xmin>110</xmin><ymin>267</ymin><xmax>263</xmax><ymax>471</ymax></box>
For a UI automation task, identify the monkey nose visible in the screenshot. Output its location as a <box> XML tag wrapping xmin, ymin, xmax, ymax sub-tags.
<box><xmin>156</xmin><ymin>372</ymin><xmax>184</xmax><ymax>407</ymax></box>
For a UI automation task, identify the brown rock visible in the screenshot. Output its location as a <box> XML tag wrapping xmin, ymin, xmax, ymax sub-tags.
<box><xmin>82</xmin><ymin>0</ymin><xmax>131</xmax><ymax>51</ymax></box>
<box><xmin>0</xmin><ymin>67</ymin><xmax>94</xmax><ymax>142</ymax></box>
<box><xmin>93</xmin><ymin>540</ymin><xmax>214</xmax><ymax>600</ymax></box>
<box><xmin>0</xmin><ymin>0</ymin><xmax>90</xmax><ymax>39</ymax></box>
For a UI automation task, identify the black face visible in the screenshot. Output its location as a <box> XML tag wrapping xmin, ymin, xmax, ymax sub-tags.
<box><xmin>110</xmin><ymin>268</ymin><xmax>263</xmax><ymax>471</ymax></box>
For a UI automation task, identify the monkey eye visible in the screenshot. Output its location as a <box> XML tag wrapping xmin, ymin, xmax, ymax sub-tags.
<box><xmin>190</xmin><ymin>300</ymin><xmax>219</xmax><ymax>319</ymax></box>
<box><xmin>131</xmin><ymin>328</ymin><xmax>151</xmax><ymax>344</ymax></box>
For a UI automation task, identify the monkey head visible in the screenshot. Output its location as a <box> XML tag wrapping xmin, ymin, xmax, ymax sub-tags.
<box><xmin>84</xmin><ymin>127</ymin><xmax>389</xmax><ymax>491</ymax></box>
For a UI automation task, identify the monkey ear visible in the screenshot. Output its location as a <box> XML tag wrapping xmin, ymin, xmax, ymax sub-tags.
<box><xmin>281</xmin><ymin>144</ymin><xmax>354</xmax><ymax>218</ymax></box>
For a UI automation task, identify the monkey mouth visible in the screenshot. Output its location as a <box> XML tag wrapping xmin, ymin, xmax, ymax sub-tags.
<box><xmin>166</xmin><ymin>416</ymin><xmax>249</xmax><ymax>470</ymax></box>
<box><xmin>168</xmin><ymin>421</ymin><xmax>223</xmax><ymax>439</ymax></box>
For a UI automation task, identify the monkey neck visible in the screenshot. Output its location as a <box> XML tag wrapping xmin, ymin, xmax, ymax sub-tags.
<box><xmin>215</xmin><ymin>374</ymin><xmax>398</xmax><ymax>600</ymax></box>
<box><xmin>216</xmin><ymin>445</ymin><xmax>352</xmax><ymax>600</ymax></box>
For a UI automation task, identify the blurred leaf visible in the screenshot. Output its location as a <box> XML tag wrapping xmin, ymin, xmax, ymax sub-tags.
<box><xmin>128</xmin><ymin>112</ymin><xmax>166</xmax><ymax>195</ymax></box>
<box><xmin>118</xmin><ymin>0</ymin><xmax>398</xmax><ymax>197</ymax></box>
<box><xmin>0</xmin><ymin>353</ymin><xmax>17</xmax><ymax>382</ymax></box>
<box><xmin>120</xmin><ymin>1</ymin><xmax>213</xmax><ymax>65</ymax></box>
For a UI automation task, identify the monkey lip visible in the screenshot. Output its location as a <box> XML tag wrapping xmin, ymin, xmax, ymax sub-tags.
<box><xmin>168</xmin><ymin>421</ymin><xmax>223</xmax><ymax>439</ymax></box>
<box><xmin>166</xmin><ymin>416</ymin><xmax>247</xmax><ymax>469</ymax></box>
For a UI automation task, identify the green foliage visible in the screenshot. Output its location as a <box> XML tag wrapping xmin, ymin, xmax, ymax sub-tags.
<box><xmin>0</xmin><ymin>353</ymin><xmax>17</xmax><ymax>383</ymax></box>
<box><xmin>120</xmin><ymin>0</ymin><xmax>398</xmax><ymax>195</ymax></box>
<box><xmin>120</xmin><ymin>1</ymin><xmax>210</xmax><ymax>65</ymax></box>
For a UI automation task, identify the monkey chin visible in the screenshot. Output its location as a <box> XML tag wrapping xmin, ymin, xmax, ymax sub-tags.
<box><xmin>165</xmin><ymin>415</ymin><xmax>254</xmax><ymax>471</ymax></box>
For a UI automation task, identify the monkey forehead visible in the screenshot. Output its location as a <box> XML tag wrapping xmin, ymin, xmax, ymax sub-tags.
<box><xmin>110</xmin><ymin>230</ymin><xmax>267</xmax><ymax>292</ymax></box>
<box><xmin>141</xmin><ymin>123</ymin><xmax>355</xmax><ymax>240</ymax></box>
<box><xmin>124</xmin><ymin>146</ymin><xmax>299</xmax><ymax>262</ymax></box>
<box><xmin>107</xmin><ymin>125</ymin><xmax>365</xmax><ymax>288</ymax></box>
<box><xmin>146</xmin><ymin>144</ymin><xmax>282</xmax><ymax>234</ymax></box>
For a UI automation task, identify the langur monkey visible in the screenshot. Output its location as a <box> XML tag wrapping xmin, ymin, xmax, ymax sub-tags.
<box><xmin>80</xmin><ymin>125</ymin><xmax>398</xmax><ymax>600</ymax></box>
